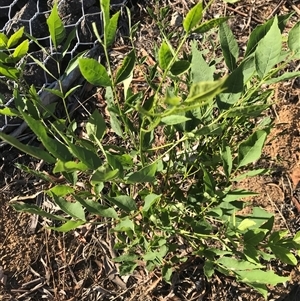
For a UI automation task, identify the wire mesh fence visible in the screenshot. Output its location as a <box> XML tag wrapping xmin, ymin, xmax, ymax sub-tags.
<box><xmin>0</xmin><ymin>0</ymin><xmax>127</xmax><ymax>133</ymax></box>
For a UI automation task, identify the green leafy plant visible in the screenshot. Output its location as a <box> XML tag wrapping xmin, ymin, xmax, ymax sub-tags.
<box><xmin>1</xmin><ymin>0</ymin><xmax>300</xmax><ymax>298</ymax></box>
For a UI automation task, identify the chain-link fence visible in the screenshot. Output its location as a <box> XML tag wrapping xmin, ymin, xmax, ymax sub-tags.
<box><xmin>0</xmin><ymin>0</ymin><xmax>127</xmax><ymax>133</ymax></box>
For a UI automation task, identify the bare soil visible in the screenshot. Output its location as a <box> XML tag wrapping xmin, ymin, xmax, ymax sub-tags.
<box><xmin>1</xmin><ymin>0</ymin><xmax>300</xmax><ymax>300</ymax></box>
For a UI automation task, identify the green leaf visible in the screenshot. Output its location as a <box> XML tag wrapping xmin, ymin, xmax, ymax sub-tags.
<box><xmin>0</xmin><ymin>32</ymin><xmax>8</xmax><ymax>48</ymax></box>
<box><xmin>91</xmin><ymin>167</ymin><xmax>119</xmax><ymax>183</ymax></box>
<box><xmin>53</xmin><ymin>160</ymin><xmax>88</xmax><ymax>173</ymax></box>
<box><xmin>144</xmin><ymin>247</ymin><xmax>167</xmax><ymax>261</ymax></box>
<box><xmin>259</xmin><ymin>250</ymin><xmax>275</xmax><ymax>262</ymax></box>
<box><xmin>293</xmin><ymin>231</ymin><xmax>300</xmax><ymax>244</ymax></box>
<box><xmin>110</xmin><ymin>110</ymin><xmax>123</xmax><ymax>137</ymax></box>
<box><xmin>50</xmin><ymin>193</ymin><xmax>86</xmax><ymax>221</ymax></box>
<box><xmin>63</xmin><ymin>171</ymin><xmax>78</xmax><ymax>186</ymax></box>
<box><xmin>10</xmin><ymin>201</ymin><xmax>67</xmax><ymax>221</ymax></box>
<box><xmin>86</xmin><ymin>109</ymin><xmax>106</xmax><ymax>142</ymax></box>
<box><xmin>255</xmin><ymin>16</ymin><xmax>282</xmax><ymax>79</ymax></box>
<box><xmin>245</xmin><ymin>18</ymin><xmax>274</xmax><ymax>57</ymax></box>
<box><xmin>226</xmin><ymin>104</ymin><xmax>270</xmax><ymax>117</ymax></box>
<box><xmin>106</xmin><ymin>153</ymin><xmax>124</xmax><ymax>176</ymax></box>
<box><xmin>0</xmin><ymin>107</ymin><xmax>20</xmax><ymax>117</ymax></box>
<box><xmin>170</xmin><ymin>60</ymin><xmax>190</xmax><ymax>76</ymax></box>
<box><xmin>49</xmin><ymin>220</ymin><xmax>85</xmax><ymax>232</ymax></box>
<box><xmin>161</xmin><ymin>115</ymin><xmax>190</xmax><ymax>125</ymax></box>
<box><xmin>47</xmin><ymin>185</ymin><xmax>74</xmax><ymax>197</ymax></box>
<box><xmin>194</xmin><ymin>124</ymin><xmax>223</xmax><ymax>136</ymax></box>
<box><xmin>191</xmin><ymin>42</ymin><xmax>214</xmax><ymax>82</ymax></box>
<box><xmin>265</xmin><ymin>71</ymin><xmax>300</xmax><ymax>85</ymax></box>
<box><xmin>223</xmin><ymin>190</ymin><xmax>258</xmax><ymax>202</ymax></box>
<box><xmin>202</xmin><ymin>165</ymin><xmax>215</xmax><ymax>196</ymax></box>
<box><xmin>12</xmin><ymin>39</ymin><xmax>29</xmax><ymax>59</ymax></box>
<box><xmin>237</xmin><ymin>130</ymin><xmax>267</xmax><ymax>168</ymax></box>
<box><xmin>217</xmin><ymin>257</ymin><xmax>264</xmax><ymax>270</ymax></box>
<box><xmin>127</xmin><ymin>162</ymin><xmax>157</xmax><ymax>183</ymax></box>
<box><xmin>204</xmin><ymin>260</ymin><xmax>214</xmax><ymax>279</ymax></box>
<box><xmin>143</xmin><ymin>194</ymin><xmax>161</xmax><ymax>212</ymax></box>
<box><xmin>119</xmin><ymin>261</ymin><xmax>138</xmax><ymax>275</ymax></box>
<box><xmin>186</xmin><ymin>78</ymin><xmax>227</xmax><ymax>104</ymax></box>
<box><xmin>114</xmin><ymin>254</ymin><xmax>139</xmax><ymax>263</ymax></box>
<box><xmin>100</xmin><ymin>0</ymin><xmax>110</xmax><ymax>27</ymax></box>
<box><xmin>159</xmin><ymin>41</ymin><xmax>173</xmax><ymax>70</ymax></box>
<box><xmin>193</xmin><ymin>17</ymin><xmax>229</xmax><ymax>34</ymax></box>
<box><xmin>218</xmin><ymin>56</ymin><xmax>255</xmax><ymax>108</ymax></box>
<box><xmin>28</xmin><ymin>54</ymin><xmax>56</xmax><ymax>80</ymax></box>
<box><xmin>221</xmin><ymin>144</ymin><xmax>232</xmax><ymax>178</ymax></box>
<box><xmin>238</xmin><ymin>219</ymin><xmax>257</xmax><ymax>231</ymax></box>
<box><xmin>277</xmin><ymin>13</ymin><xmax>294</xmax><ymax>32</ymax></box>
<box><xmin>61</xmin><ymin>27</ymin><xmax>77</xmax><ymax>57</ymax></box>
<box><xmin>79</xmin><ymin>58</ymin><xmax>112</xmax><ymax>87</ymax></box>
<box><xmin>164</xmin><ymin>90</ymin><xmax>181</xmax><ymax>106</ymax></box>
<box><xmin>15</xmin><ymin>163</ymin><xmax>55</xmax><ymax>183</ymax></box>
<box><xmin>269</xmin><ymin>245</ymin><xmax>297</xmax><ymax>265</ymax></box>
<box><xmin>105</xmin><ymin>11</ymin><xmax>120</xmax><ymax>47</ymax></box>
<box><xmin>75</xmin><ymin>196</ymin><xmax>118</xmax><ymax>219</ymax></box>
<box><xmin>247</xmin><ymin>283</ymin><xmax>268</xmax><ymax>299</ymax></box>
<box><xmin>105</xmin><ymin>87</ymin><xmax>123</xmax><ymax>137</ymax></box>
<box><xmin>64</xmin><ymin>85</ymin><xmax>82</xmax><ymax>99</ymax></box>
<box><xmin>64</xmin><ymin>49</ymin><xmax>87</xmax><ymax>75</ymax></box>
<box><xmin>235</xmin><ymin>269</ymin><xmax>289</xmax><ymax>285</ymax></box>
<box><xmin>232</xmin><ymin>169</ymin><xmax>269</xmax><ymax>181</ymax></box>
<box><xmin>0</xmin><ymin>63</ymin><xmax>19</xmax><ymax>80</ymax></box>
<box><xmin>0</xmin><ymin>131</ymin><xmax>55</xmax><ymax>163</ymax></box>
<box><xmin>107</xmin><ymin>195</ymin><xmax>137</xmax><ymax>212</ymax></box>
<box><xmin>203</xmin><ymin>248</ymin><xmax>232</xmax><ymax>258</ymax></box>
<box><xmin>24</xmin><ymin>33</ymin><xmax>48</xmax><ymax>54</ymax></box>
<box><xmin>115</xmin><ymin>50</ymin><xmax>136</xmax><ymax>84</ymax></box>
<box><xmin>114</xmin><ymin>217</ymin><xmax>135</xmax><ymax>232</ymax></box>
<box><xmin>244</xmin><ymin>229</ymin><xmax>267</xmax><ymax>246</ymax></box>
<box><xmin>243</xmin><ymin>244</ymin><xmax>259</xmax><ymax>264</ymax></box>
<box><xmin>162</xmin><ymin>264</ymin><xmax>173</xmax><ymax>283</ymax></box>
<box><xmin>260</xmin><ymin>215</ymin><xmax>274</xmax><ymax>233</ymax></box>
<box><xmin>0</xmin><ymin>52</ymin><xmax>9</xmax><ymax>63</ymax></box>
<box><xmin>288</xmin><ymin>21</ymin><xmax>300</xmax><ymax>58</ymax></box>
<box><xmin>20</xmin><ymin>113</ymin><xmax>72</xmax><ymax>162</ymax></box>
<box><xmin>47</xmin><ymin>2</ymin><xmax>66</xmax><ymax>48</ymax></box>
<box><xmin>245</xmin><ymin>207</ymin><xmax>272</xmax><ymax>230</ymax></box>
<box><xmin>67</xmin><ymin>143</ymin><xmax>102</xmax><ymax>170</ymax></box>
<box><xmin>143</xmin><ymin>251</ymin><xmax>157</xmax><ymax>261</ymax></box>
<box><xmin>269</xmin><ymin>230</ymin><xmax>289</xmax><ymax>244</ymax></box>
<box><xmin>7</xmin><ymin>27</ymin><xmax>24</xmax><ymax>48</ymax></box>
<box><xmin>219</xmin><ymin>22</ymin><xmax>239</xmax><ymax>71</ymax></box>
<box><xmin>183</xmin><ymin>2</ymin><xmax>203</xmax><ymax>33</ymax></box>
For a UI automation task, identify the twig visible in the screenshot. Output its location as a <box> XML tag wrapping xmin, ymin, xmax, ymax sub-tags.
<box><xmin>226</xmin><ymin>6</ymin><xmax>263</xmax><ymax>24</ymax></box>
<box><xmin>287</xmin><ymin>0</ymin><xmax>300</xmax><ymax>16</ymax></box>
<box><xmin>0</xmin><ymin>266</ymin><xmax>7</xmax><ymax>285</ymax></box>
<box><xmin>266</xmin><ymin>191</ymin><xmax>292</xmax><ymax>234</ymax></box>
<box><xmin>16</xmin><ymin>282</ymin><xmax>44</xmax><ymax>299</ymax></box>
<box><xmin>28</xmin><ymin>190</ymin><xmax>44</xmax><ymax>234</ymax></box>
<box><xmin>267</xmin><ymin>0</ymin><xmax>286</xmax><ymax>19</ymax></box>
<box><xmin>291</xmin><ymin>196</ymin><xmax>300</xmax><ymax>213</ymax></box>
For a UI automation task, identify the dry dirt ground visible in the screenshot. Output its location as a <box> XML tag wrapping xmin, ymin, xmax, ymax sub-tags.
<box><xmin>1</xmin><ymin>0</ymin><xmax>300</xmax><ymax>300</ymax></box>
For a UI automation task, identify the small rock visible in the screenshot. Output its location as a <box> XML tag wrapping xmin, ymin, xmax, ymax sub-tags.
<box><xmin>171</xmin><ymin>12</ymin><xmax>183</xmax><ymax>27</ymax></box>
